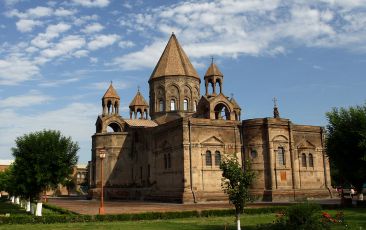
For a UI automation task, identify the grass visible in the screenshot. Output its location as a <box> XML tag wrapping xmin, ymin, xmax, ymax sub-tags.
<box><xmin>325</xmin><ymin>208</ymin><xmax>366</xmax><ymax>229</ymax></box>
<box><xmin>1</xmin><ymin>198</ymin><xmax>366</xmax><ymax>230</ymax></box>
<box><xmin>0</xmin><ymin>214</ymin><xmax>275</xmax><ymax>230</ymax></box>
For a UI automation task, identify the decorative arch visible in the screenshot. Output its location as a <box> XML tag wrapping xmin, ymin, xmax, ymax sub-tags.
<box><xmin>272</xmin><ymin>135</ymin><xmax>288</xmax><ymax>142</ymax></box>
<box><xmin>107</xmin><ymin>122</ymin><xmax>122</xmax><ymax>132</ymax></box>
<box><xmin>214</xmin><ymin>102</ymin><xmax>231</xmax><ymax>120</ymax></box>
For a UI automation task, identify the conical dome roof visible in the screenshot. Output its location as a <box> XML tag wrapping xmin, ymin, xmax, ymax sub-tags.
<box><xmin>149</xmin><ymin>34</ymin><xmax>200</xmax><ymax>81</ymax></box>
<box><xmin>103</xmin><ymin>83</ymin><xmax>120</xmax><ymax>99</ymax></box>
<box><xmin>129</xmin><ymin>90</ymin><xmax>148</xmax><ymax>108</ymax></box>
<box><xmin>204</xmin><ymin>62</ymin><xmax>223</xmax><ymax>78</ymax></box>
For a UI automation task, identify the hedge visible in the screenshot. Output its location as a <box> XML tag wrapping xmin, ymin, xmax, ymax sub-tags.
<box><xmin>42</xmin><ymin>203</ymin><xmax>79</xmax><ymax>215</ymax></box>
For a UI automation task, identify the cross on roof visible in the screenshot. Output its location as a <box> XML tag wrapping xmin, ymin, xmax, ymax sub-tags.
<box><xmin>273</xmin><ymin>97</ymin><xmax>278</xmax><ymax>108</ymax></box>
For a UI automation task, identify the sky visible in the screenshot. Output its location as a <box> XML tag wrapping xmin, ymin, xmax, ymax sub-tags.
<box><xmin>1</xmin><ymin>0</ymin><xmax>366</xmax><ymax>164</ymax></box>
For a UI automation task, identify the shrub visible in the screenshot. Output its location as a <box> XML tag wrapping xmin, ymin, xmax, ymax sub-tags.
<box><xmin>43</xmin><ymin>203</ymin><xmax>78</xmax><ymax>215</ymax></box>
<box><xmin>288</xmin><ymin>203</ymin><xmax>326</xmax><ymax>230</ymax></box>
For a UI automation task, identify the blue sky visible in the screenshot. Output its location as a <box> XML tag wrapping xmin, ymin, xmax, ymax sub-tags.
<box><xmin>1</xmin><ymin>0</ymin><xmax>366</xmax><ymax>164</ymax></box>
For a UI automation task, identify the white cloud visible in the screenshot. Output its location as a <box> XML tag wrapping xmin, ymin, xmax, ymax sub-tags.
<box><xmin>54</xmin><ymin>7</ymin><xmax>77</xmax><ymax>17</ymax></box>
<box><xmin>72</xmin><ymin>0</ymin><xmax>110</xmax><ymax>7</ymax></box>
<box><xmin>87</xmin><ymin>80</ymin><xmax>129</xmax><ymax>90</ymax></box>
<box><xmin>26</xmin><ymin>6</ymin><xmax>53</xmax><ymax>17</ymax></box>
<box><xmin>90</xmin><ymin>57</ymin><xmax>98</xmax><ymax>63</ymax></box>
<box><xmin>0</xmin><ymin>57</ymin><xmax>40</xmax><ymax>85</ymax></box>
<box><xmin>87</xmin><ymin>34</ymin><xmax>120</xmax><ymax>50</ymax></box>
<box><xmin>31</xmin><ymin>22</ymin><xmax>72</xmax><ymax>48</ymax></box>
<box><xmin>82</xmin><ymin>23</ymin><xmax>104</xmax><ymax>34</ymax></box>
<box><xmin>7</xmin><ymin>6</ymin><xmax>76</xmax><ymax>19</ymax></box>
<box><xmin>41</xmin><ymin>35</ymin><xmax>86</xmax><ymax>59</ymax></box>
<box><xmin>113</xmin><ymin>41</ymin><xmax>164</xmax><ymax>70</ymax></box>
<box><xmin>0</xmin><ymin>90</ymin><xmax>52</xmax><ymax>108</ymax></box>
<box><xmin>0</xmin><ymin>103</ymin><xmax>98</xmax><ymax>162</ymax></box>
<box><xmin>118</xmin><ymin>40</ymin><xmax>135</xmax><ymax>48</ymax></box>
<box><xmin>113</xmin><ymin>0</ymin><xmax>366</xmax><ymax>70</ymax></box>
<box><xmin>73</xmin><ymin>50</ymin><xmax>89</xmax><ymax>58</ymax></box>
<box><xmin>73</xmin><ymin>14</ymin><xmax>99</xmax><ymax>26</ymax></box>
<box><xmin>38</xmin><ymin>78</ymin><xmax>79</xmax><ymax>87</ymax></box>
<box><xmin>15</xmin><ymin>19</ymin><xmax>42</xmax><ymax>32</ymax></box>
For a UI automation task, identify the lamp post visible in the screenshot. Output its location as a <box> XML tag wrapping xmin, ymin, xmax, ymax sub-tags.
<box><xmin>99</xmin><ymin>148</ymin><xmax>106</xmax><ymax>215</ymax></box>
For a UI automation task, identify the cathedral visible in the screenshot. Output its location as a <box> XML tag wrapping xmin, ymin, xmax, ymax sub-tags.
<box><xmin>89</xmin><ymin>34</ymin><xmax>332</xmax><ymax>202</ymax></box>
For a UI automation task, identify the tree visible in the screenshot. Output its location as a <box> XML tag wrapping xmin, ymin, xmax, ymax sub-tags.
<box><xmin>62</xmin><ymin>177</ymin><xmax>76</xmax><ymax>196</ymax></box>
<box><xmin>220</xmin><ymin>154</ymin><xmax>255</xmax><ymax>230</ymax></box>
<box><xmin>326</xmin><ymin>104</ymin><xmax>366</xmax><ymax>200</ymax></box>
<box><xmin>11</xmin><ymin>130</ymin><xmax>79</xmax><ymax>215</ymax></box>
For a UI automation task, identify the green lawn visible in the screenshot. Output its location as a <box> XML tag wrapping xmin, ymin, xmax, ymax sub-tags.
<box><xmin>0</xmin><ymin>214</ymin><xmax>275</xmax><ymax>230</ymax></box>
<box><xmin>1</xmin><ymin>198</ymin><xmax>366</xmax><ymax>230</ymax></box>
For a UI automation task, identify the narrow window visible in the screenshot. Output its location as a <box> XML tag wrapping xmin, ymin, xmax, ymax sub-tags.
<box><xmin>301</xmin><ymin>153</ymin><xmax>307</xmax><ymax>167</ymax></box>
<box><xmin>140</xmin><ymin>166</ymin><xmax>143</xmax><ymax>182</ymax></box>
<box><xmin>170</xmin><ymin>99</ymin><xmax>176</xmax><ymax>111</ymax></box>
<box><xmin>309</xmin><ymin>153</ymin><xmax>314</xmax><ymax>167</ymax></box>
<box><xmin>184</xmin><ymin>99</ymin><xmax>188</xmax><ymax>111</ymax></box>
<box><xmin>206</xmin><ymin>151</ymin><xmax>212</xmax><ymax>166</ymax></box>
<box><xmin>277</xmin><ymin>147</ymin><xmax>285</xmax><ymax>166</ymax></box>
<box><xmin>167</xmin><ymin>153</ymin><xmax>171</xmax><ymax>168</ymax></box>
<box><xmin>159</xmin><ymin>100</ymin><xmax>164</xmax><ymax>112</ymax></box>
<box><xmin>215</xmin><ymin>151</ymin><xmax>221</xmax><ymax>166</ymax></box>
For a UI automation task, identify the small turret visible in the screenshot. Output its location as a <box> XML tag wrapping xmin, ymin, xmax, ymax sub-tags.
<box><xmin>129</xmin><ymin>87</ymin><xmax>149</xmax><ymax>119</ymax></box>
<box><xmin>204</xmin><ymin>58</ymin><xmax>224</xmax><ymax>96</ymax></box>
<box><xmin>102</xmin><ymin>82</ymin><xmax>120</xmax><ymax>116</ymax></box>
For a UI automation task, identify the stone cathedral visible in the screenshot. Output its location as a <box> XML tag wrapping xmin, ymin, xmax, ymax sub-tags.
<box><xmin>89</xmin><ymin>34</ymin><xmax>331</xmax><ymax>202</ymax></box>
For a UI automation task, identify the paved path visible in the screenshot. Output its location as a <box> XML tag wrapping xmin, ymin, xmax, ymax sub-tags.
<box><xmin>47</xmin><ymin>197</ymin><xmax>341</xmax><ymax>215</ymax></box>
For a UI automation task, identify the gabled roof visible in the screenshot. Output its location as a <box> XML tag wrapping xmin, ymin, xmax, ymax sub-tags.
<box><xmin>129</xmin><ymin>90</ymin><xmax>148</xmax><ymax>108</ymax></box>
<box><xmin>230</xmin><ymin>97</ymin><xmax>240</xmax><ymax>109</ymax></box>
<box><xmin>103</xmin><ymin>83</ymin><xmax>120</xmax><ymax>99</ymax></box>
<box><xmin>204</xmin><ymin>62</ymin><xmax>223</xmax><ymax>78</ymax></box>
<box><xmin>149</xmin><ymin>34</ymin><xmax>200</xmax><ymax>81</ymax></box>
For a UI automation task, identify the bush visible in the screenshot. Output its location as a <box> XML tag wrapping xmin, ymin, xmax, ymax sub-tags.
<box><xmin>285</xmin><ymin>203</ymin><xmax>326</xmax><ymax>230</ymax></box>
<box><xmin>256</xmin><ymin>203</ymin><xmax>329</xmax><ymax>230</ymax></box>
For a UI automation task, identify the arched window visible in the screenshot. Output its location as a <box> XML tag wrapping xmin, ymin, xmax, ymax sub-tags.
<box><xmin>301</xmin><ymin>153</ymin><xmax>307</xmax><ymax>167</ymax></box>
<box><xmin>214</xmin><ymin>103</ymin><xmax>230</xmax><ymax>120</ymax></box>
<box><xmin>183</xmin><ymin>99</ymin><xmax>188</xmax><ymax>111</ymax></box>
<box><xmin>215</xmin><ymin>151</ymin><xmax>221</xmax><ymax>166</ymax></box>
<box><xmin>107</xmin><ymin>122</ymin><xmax>122</xmax><ymax>132</ymax></box>
<box><xmin>206</xmin><ymin>151</ymin><xmax>212</xmax><ymax>166</ymax></box>
<box><xmin>159</xmin><ymin>100</ymin><xmax>164</xmax><ymax>112</ymax></box>
<box><xmin>277</xmin><ymin>147</ymin><xmax>285</xmax><ymax>166</ymax></box>
<box><xmin>309</xmin><ymin>153</ymin><xmax>314</xmax><ymax>167</ymax></box>
<box><xmin>170</xmin><ymin>99</ymin><xmax>176</xmax><ymax>111</ymax></box>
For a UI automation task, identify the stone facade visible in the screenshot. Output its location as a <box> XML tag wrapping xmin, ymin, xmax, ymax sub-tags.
<box><xmin>89</xmin><ymin>34</ymin><xmax>331</xmax><ymax>203</ymax></box>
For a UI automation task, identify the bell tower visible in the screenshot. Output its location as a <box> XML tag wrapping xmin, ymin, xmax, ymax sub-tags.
<box><xmin>204</xmin><ymin>59</ymin><xmax>224</xmax><ymax>97</ymax></box>
<box><xmin>102</xmin><ymin>82</ymin><xmax>120</xmax><ymax>116</ymax></box>
<box><xmin>129</xmin><ymin>88</ymin><xmax>149</xmax><ymax>119</ymax></box>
